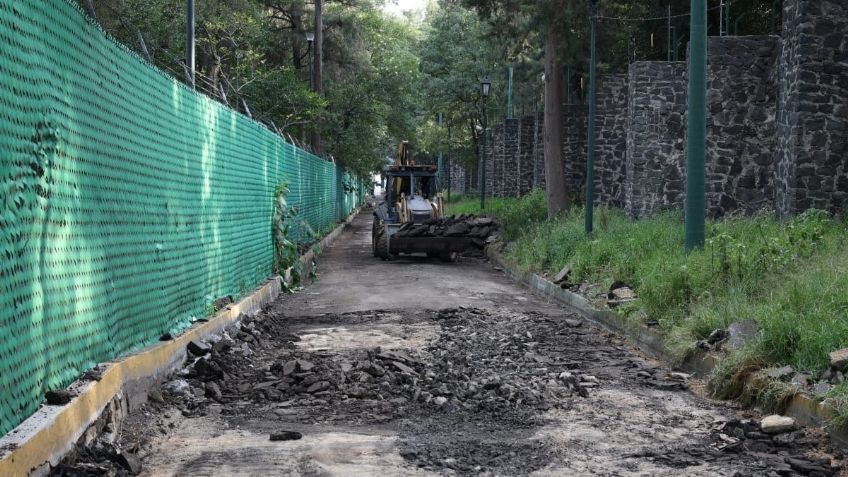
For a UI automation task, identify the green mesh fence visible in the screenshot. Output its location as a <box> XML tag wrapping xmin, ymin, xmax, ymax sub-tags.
<box><xmin>0</xmin><ymin>0</ymin><xmax>366</xmax><ymax>435</ymax></box>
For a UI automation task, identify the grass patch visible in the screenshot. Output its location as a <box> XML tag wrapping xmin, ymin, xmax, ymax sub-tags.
<box><xmin>454</xmin><ymin>190</ymin><xmax>848</xmax><ymax>425</ymax></box>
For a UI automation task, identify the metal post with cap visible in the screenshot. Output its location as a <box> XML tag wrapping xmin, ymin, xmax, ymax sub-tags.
<box><xmin>480</xmin><ymin>76</ymin><xmax>491</xmax><ymax>210</ymax></box>
<box><xmin>685</xmin><ymin>0</ymin><xmax>707</xmax><ymax>252</ymax></box>
<box><xmin>585</xmin><ymin>0</ymin><xmax>598</xmax><ymax>235</ymax></box>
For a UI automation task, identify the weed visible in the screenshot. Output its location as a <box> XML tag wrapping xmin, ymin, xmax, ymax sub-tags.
<box><xmin>824</xmin><ymin>384</ymin><xmax>848</xmax><ymax>430</ymax></box>
<box><xmin>273</xmin><ymin>181</ymin><xmax>302</xmax><ymax>292</ymax></box>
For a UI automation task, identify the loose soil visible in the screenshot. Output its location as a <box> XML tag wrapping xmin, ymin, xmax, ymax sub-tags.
<box><xmin>50</xmin><ymin>213</ymin><xmax>847</xmax><ymax>476</ymax></box>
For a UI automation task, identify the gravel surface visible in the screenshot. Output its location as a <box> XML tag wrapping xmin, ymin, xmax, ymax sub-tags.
<box><xmin>53</xmin><ymin>307</ymin><xmax>844</xmax><ymax>476</ymax></box>
<box><xmin>48</xmin><ymin>212</ymin><xmax>847</xmax><ymax>476</ymax></box>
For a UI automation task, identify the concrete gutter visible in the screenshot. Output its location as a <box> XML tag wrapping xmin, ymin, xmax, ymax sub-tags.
<box><xmin>0</xmin><ymin>207</ymin><xmax>362</xmax><ymax>477</ymax></box>
<box><xmin>486</xmin><ymin>244</ymin><xmax>848</xmax><ymax>448</ymax></box>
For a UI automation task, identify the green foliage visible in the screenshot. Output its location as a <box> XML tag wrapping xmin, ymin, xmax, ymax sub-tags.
<box><xmin>273</xmin><ymin>181</ymin><xmax>302</xmax><ymax>292</ymax></box>
<box><xmin>824</xmin><ymin>384</ymin><xmax>848</xmax><ymax>430</ymax></box>
<box><xmin>417</xmin><ymin>3</ymin><xmax>504</xmax><ymax>166</ymax></box>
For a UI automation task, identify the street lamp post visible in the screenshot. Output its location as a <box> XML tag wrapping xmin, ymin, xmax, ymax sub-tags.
<box><xmin>437</xmin><ymin>113</ymin><xmax>444</xmax><ymax>192</ymax></box>
<box><xmin>480</xmin><ymin>77</ymin><xmax>491</xmax><ymax>210</ymax></box>
<box><xmin>305</xmin><ymin>32</ymin><xmax>315</xmax><ymax>90</ymax></box>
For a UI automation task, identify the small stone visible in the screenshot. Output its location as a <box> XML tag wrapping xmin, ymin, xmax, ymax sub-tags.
<box><xmin>45</xmin><ymin>390</ymin><xmax>73</xmax><ymax>405</ymax></box>
<box><xmin>830</xmin><ymin>348</ymin><xmax>848</xmax><ymax>370</ymax></box>
<box><xmin>148</xmin><ymin>388</ymin><xmax>165</xmax><ymax>404</ymax></box>
<box><xmin>564</xmin><ymin>319</ymin><xmax>583</xmax><ymax>328</ymax></box>
<box><xmin>668</xmin><ymin>372</ymin><xmax>690</xmax><ymax>381</ymax></box>
<box><xmin>581</xmin><ymin>375</ymin><xmax>599</xmax><ymax>383</ymax></box>
<box><xmin>212</xmin><ymin>339</ymin><xmax>232</xmax><ymax>354</ymax></box>
<box><xmin>270</xmin><ymin>431</ymin><xmax>303</xmax><ymax>441</ymax></box>
<box><xmin>434</xmin><ymin>396</ymin><xmax>448</xmax><ymax>406</ymax></box>
<box><xmin>725</xmin><ymin>320</ymin><xmax>760</xmax><ymax>351</ymax></box>
<box><xmin>205</xmin><ymin>382</ymin><xmax>223</xmax><ymax>402</ymax></box>
<box><xmin>307</xmin><ymin>381</ymin><xmax>330</xmax><ymax>393</ymax></box>
<box><xmin>113</xmin><ymin>451</ymin><xmax>142</xmax><ymax>475</ymax></box>
<box><xmin>363</xmin><ymin>362</ymin><xmax>386</xmax><ymax>377</ymax></box>
<box><xmin>159</xmin><ymin>333</ymin><xmax>173</xmax><ymax>341</ymax></box>
<box><xmin>282</xmin><ymin>360</ymin><xmax>298</xmax><ymax>376</ymax></box>
<box><xmin>763</xmin><ymin>365</ymin><xmax>794</xmax><ymax>380</ymax></box>
<box><xmin>813</xmin><ymin>381</ymin><xmax>832</xmax><ymax>395</ymax></box>
<box><xmin>553</xmin><ymin>266</ymin><xmax>571</xmax><ymax>284</ymax></box>
<box><xmin>163</xmin><ymin>379</ymin><xmax>191</xmax><ymax>397</ymax></box>
<box><xmin>297</xmin><ymin>360</ymin><xmax>315</xmax><ymax>372</ymax></box>
<box><xmin>790</xmin><ymin>373</ymin><xmax>808</xmax><ymax>386</ymax></box>
<box><xmin>193</xmin><ymin>358</ymin><xmax>223</xmax><ymax>379</ymax></box>
<box><xmin>760</xmin><ymin>415</ymin><xmax>796</xmax><ymax>434</ymax></box>
<box><xmin>392</xmin><ymin>361</ymin><xmax>417</xmax><ymax>375</ymax></box>
<box><xmin>187</xmin><ymin>341</ymin><xmax>210</xmax><ymax>356</ymax></box>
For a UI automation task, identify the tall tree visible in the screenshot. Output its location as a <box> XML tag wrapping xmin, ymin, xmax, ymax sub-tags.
<box><xmin>417</xmin><ymin>3</ymin><xmax>504</xmax><ymax>169</ymax></box>
<box><xmin>462</xmin><ymin>0</ymin><xmax>580</xmax><ymax>217</ymax></box>
<box><xmin>543</xmin><ymin>23</ymin><xmax>567</xmax><ymax>215</ymax></box>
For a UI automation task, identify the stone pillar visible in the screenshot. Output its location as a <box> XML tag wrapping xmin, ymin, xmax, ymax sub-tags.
<box><xmin>775</xmin><ymin>0</ymin><xmax>848</xmax><ymax>216</ymax></box>
<box><xmin>448</xmin><ymin>163</ymin><xmax>465</xmax><ymax>195</ymax></box>
<box><xmin>625</xmin><ymin>61</ymin><xmax>688</xmax><ymax>218</ymax></box>
<box><xmin>594</xmin><ymin>74</ymin><xmax>629</xmax><ymax>208</ymax></box>
<box><xmin>706</xmin><ymin>36</ymin><xmax>779</xmax><ymax>217</ymax></box>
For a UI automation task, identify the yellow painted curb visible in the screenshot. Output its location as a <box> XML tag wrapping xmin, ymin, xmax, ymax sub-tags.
<box><xmin>0</xmin><ymin>207</ymin><xmax>362</xmax><ymax>476</ymax></box>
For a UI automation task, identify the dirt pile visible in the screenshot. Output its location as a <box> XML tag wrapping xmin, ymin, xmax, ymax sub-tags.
<box><xmin>51</xmin><ymin>306</ymin><xmax>845</xmax><ymax>476</ymax></box>
<box><xmin>165</xmin><ymin>308</ymin><xmax>592</xmax><ymax>424</ymax></box>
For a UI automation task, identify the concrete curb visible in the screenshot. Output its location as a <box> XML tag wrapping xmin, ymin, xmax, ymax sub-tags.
<box><xmin>486</xmin><ymin>245</ymin><xmax>848</xmax><ymax>448</ymax></box>
<box><xmin>0</xmin><ymin>207</ymin><xmax>362</xmax><ymax>477</ymax></box>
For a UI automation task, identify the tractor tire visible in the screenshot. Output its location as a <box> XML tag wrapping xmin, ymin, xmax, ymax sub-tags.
<box><xmin>375</xmin><ymin>226</ymin><xmax>392</xmax><ymax>260</ymax></box>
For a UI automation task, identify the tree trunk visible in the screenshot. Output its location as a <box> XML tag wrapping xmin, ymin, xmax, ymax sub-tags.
<box><xmin>291</xmin><ymin>6</ymin><xmax>304</xmax><ymax>70</ymax></box>
<box><xmin>543</xmin><ymin>24</ymin><xmax>568</xmax><ymax>217</ymax></box>
<box><xmin>311</xmin><ymin>0</ymin><xmax>323</xmax><ymax>154</ymax></box>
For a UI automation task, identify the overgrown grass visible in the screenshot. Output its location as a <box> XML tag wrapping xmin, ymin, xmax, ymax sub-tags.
<box><xmin>448</xmin><ymin>190</ymin><xmax>547</xmax><ymax>241</ymax></box>
<box><xmin>451</xmin><ymin>189</ymin><xmax>848</xmax><ymax>424</ymax></box>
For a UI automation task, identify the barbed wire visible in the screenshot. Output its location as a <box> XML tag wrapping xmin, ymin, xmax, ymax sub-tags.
<box><xmin>595</xmin><ymin>3</ymin><xmax>724</xmax><ymax>22</ymax></box>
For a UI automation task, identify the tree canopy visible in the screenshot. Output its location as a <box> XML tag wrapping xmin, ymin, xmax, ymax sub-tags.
<box><xmin>82</xmin><ymin>0</ymin><xmax>782</xmax><ymax>177</ymax></box>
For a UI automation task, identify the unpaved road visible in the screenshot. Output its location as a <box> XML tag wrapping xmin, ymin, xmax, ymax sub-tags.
<box><xmin>55</xmin><ymin>211</ymin><xmax>843</xmax><ymax>476</ymax></box>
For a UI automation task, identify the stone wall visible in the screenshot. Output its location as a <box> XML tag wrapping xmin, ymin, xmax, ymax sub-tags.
<box><xmin>501</xmin><ymin>119</ymin><xmax>520</xmax><ymax>197</ymax></box>
<box><xmin>472</xmin><ymin>3</ymin><xmax>847</xmax><ymax>218</ymax></box>
<box><xmin>594</xmin><ymin>74</ymin><xmax>629</xmax><ymax>208</ymax></box>
<box><xmin>775</xmin><ymin>0</ymin><xmax>848</xmax><ymax>216</ymax></box>
<box><xmin>625</xmin><ymin>62</ymin><xmax>688</xmax><ymax>218</ymax></box>
<box><xmin>706</xmin><ymin>36</ymin><xmax>779</xmax><ymax>217</ymax></box>
<box><xmin>533</xmin><ymin>112</ymin><xmax>546</xmax><ymax>190</ymax></box>
<box><xmin>517</xmin><ymin>114</ymin><xmax>538</xmax><ymax>195</ymax></box>
<box><xmin>491</xmin><ymin>124</ymin><xmax>505</xmax><ymax>197</ymax></box>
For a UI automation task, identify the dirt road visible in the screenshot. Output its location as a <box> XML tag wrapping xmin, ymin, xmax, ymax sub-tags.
<box><xmin>56</xmin><ymin>212</ymin><xmax>842</xmax><ymax>476</ymax></box>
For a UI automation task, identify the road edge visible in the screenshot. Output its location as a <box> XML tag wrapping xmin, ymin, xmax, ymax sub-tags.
<box><xmin>486</xmin><ymin>244</ymin><xmax>848</xmax><ymax>448</ymax></box>
<box><xmin>0</xmin><ymin>207</ymin><xmax>363</xmax><ymax>477</ymax></box>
